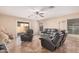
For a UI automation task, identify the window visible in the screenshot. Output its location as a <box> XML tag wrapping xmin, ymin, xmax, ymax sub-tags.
<box><xmin>67</xmin><ymin>18</ymin><xmax>79</xmax><ymax>34</ymax></box>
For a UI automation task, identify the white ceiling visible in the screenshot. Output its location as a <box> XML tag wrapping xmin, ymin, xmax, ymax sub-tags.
<box><xmin>0</xmin><ymin>6</ymin><xmax>79</xmax><ymax>20</ymax></box>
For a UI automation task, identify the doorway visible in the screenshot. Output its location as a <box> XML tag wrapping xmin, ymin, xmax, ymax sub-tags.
<box><xmin>16</xmin><ymin>21</ymin><xmax>29</xmax><ymax>36</ymax></box>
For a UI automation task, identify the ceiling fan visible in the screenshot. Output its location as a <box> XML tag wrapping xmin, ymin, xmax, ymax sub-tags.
<box><xmin>28</xmin><ymin>6</ymin><xmax>54</xmax><ymax>18</ymax></box>
<box><xmin>34</xmin><ymin>11</ymin><xmax>44</xmax><ymax>17</ymax></box>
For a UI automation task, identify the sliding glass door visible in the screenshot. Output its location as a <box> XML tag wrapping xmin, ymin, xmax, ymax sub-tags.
<box><xmin>67</xmin><ymin>18</ymin><xmax>79</xmax><ymax>34</ymax></box>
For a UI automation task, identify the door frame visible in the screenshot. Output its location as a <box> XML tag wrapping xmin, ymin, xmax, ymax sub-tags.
<box><xmin>16</xmin><ymin>20</ymin><xmax>30</xmax><ymax>37</ymax></box>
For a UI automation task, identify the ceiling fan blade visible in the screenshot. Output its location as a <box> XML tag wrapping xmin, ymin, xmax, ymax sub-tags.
<box><xmin>40</xmin><ymin>6</ymin><xmax>54</xmax><ymax>11</ymax></box>
<box><xmin>28</xmin><ymin>14</ymin><xmax>34</xmax><ymax>18</ymax></box>
<box><xmin>49</xmin><ymin>6</ymin><xmax>54</xmax><ymax>8</ymax></box>
<box><xmin>39</xmin><ymin>13</ymin><xmax>44</xmax><ymax>17</ymax></box>
<box><xmin>39</xmin><ymin>13</ymin><xmax>44</xmax><ymax>15</ymax></box>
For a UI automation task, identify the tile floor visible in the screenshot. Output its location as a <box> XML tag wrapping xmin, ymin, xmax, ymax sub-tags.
<box><xmin>6</xmin><ymin>35</ymin><xmax>79</xmax><ymax>53</ymax></box>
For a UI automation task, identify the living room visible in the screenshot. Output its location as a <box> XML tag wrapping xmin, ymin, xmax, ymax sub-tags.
<box><xmin>0</xmin><ymin>6</ymin><xmax>79</xmax><ymax>53</ymax></box>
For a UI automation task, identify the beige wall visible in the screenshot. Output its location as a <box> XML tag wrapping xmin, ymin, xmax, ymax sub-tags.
<box><xmin>40</xmin><ymin>12</ymin><xmax>79</xmax><ymax>37</ymax></box>
<box><xmin>0</xmin><ymin>15</ymin><xmax>17</xmax><ymax>38</ymax></box>
<box><xmin>31</xmin><ymin>20</ymin><xmax>39</xmax><ymax>35</ymax></box>
<box><xmin>1</xmin><ymin>12</ymin><xmax>79</xmax><ymax>38</ymax></box>
<box><xmin>0</xmin><ymin>14</ymin><xmax>39</xmax><ymax>38</ymax></box>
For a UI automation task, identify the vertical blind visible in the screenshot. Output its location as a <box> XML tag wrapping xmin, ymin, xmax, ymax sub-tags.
<box><xmin>67</xmin><ymin>18</ymin><xmax>79</xmax><ymax>34</ymax></box>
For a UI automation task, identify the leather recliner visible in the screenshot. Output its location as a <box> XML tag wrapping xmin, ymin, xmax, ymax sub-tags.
<box><xmin>39</xmin><ymin>29</ymin><xmax>67</xmax><ymax>51</ymax></box>
<box><xmin>21</xmin><ymin>29</ymin><xmax>33</xmax><ymax>42</ymax></box>
<box><xmin>0</xmin><ymin>43</ymin><xmax>8</xmax><ymax>53</ymax></box>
